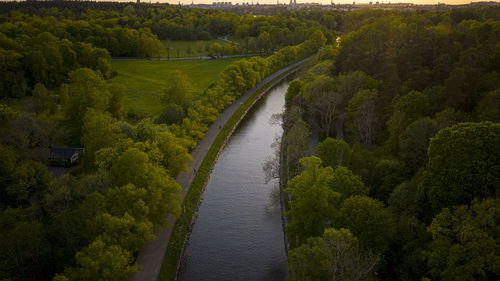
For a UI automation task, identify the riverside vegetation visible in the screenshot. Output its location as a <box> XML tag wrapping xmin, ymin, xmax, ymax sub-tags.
<box><xmin>280</xmin><ymin>7</ymin><xmax>500</xmax><ymax>281</ymax></box>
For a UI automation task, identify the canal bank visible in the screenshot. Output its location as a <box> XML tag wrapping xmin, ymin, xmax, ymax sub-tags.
<box><xmin>178</xmin><ymin>80</ymin><xmax>291</xmax><ymax>280</ymax></box>
<box><xmin>131</xmin><ymin>55</ymin><xmax>315</xmax><ymax>281</ymax></box>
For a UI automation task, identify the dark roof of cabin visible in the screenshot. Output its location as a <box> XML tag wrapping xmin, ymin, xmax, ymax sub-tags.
<box><xmin>50</xmin><ymin>147</ymin><xmax>81</xmax><ymax>159</ymax></box>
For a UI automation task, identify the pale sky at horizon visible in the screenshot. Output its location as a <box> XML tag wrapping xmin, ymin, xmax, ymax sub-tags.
<box><xmin>3</xmin><ymin>0</ymin><xmax>498</xmax><ymax>7</ymax></box>
<box><xmin>106</xmin><ymin>0</ymin><xmax>494</xmax><ymax>6</ymax></box>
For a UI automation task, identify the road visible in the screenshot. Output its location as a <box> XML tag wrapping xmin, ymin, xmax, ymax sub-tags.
<box><xmin>129</xmin><ymin>54</ymin><xmax>315</xmax><ymax>281</ymax></box>
<box><xmin>111</xmin><ymin>53</ymin><xmax>263</xmax><ymax>61</ymax></box>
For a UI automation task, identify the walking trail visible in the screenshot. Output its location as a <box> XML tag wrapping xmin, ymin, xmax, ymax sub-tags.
<box><xmin>130</xmin><ymin>55</ymin><xmax>315</xmax><ymax>281</ymax></box>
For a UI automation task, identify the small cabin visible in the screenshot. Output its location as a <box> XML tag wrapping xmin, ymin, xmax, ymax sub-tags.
<box><xmin>49</xmin><ymin>147</ymin><xmax>84</xmax><ymax>167</ymax></box>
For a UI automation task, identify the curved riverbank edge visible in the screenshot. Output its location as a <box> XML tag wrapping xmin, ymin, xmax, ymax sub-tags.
<box><xmin>129</xmin><ymin>54</ymin><xmax>316</xmax><ymax>281</ymax></box>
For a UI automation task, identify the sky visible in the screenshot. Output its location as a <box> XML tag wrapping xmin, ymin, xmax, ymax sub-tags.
<box><xmin>130</xmin><ymin>0</ymin><xmax>493</xmax><ymax>6</ymax></box>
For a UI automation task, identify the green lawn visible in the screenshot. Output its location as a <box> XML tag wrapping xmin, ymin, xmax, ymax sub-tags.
<box><xmin>163</xmin><ymin>39</ymin><xmax>230</xmax><ymax>58</ymax></box>
<box><xmin>109</xmin><ymin>58</ymin><xmax>241</xmax><ymax>118</ymax></box>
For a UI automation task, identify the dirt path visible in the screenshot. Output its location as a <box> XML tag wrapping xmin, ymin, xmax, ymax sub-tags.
<box><xmin>129</xmin><ymin>55</ymin><xmax>315</xmax><ymax>281</ymax></box>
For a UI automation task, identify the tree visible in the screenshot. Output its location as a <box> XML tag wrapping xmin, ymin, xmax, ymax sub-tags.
<box><xmin>315</xmin><ymin>138</ymin><xmax>352</xmax><ymax>169</ymax></box>
<box><xmin>334</xmin><ymin>196</ymin><xmax>397</xmax><ymax>254</ymax></box>
<box><xmin>162</xmin><ymin>70</ymin><xmax>194</xmax><ymax>111</ymax></box>
<box><xmin>109</xmin><ymin>147</ymin><xmax>182</xmax><ymax>226</ymax></box>
<box><xmin>32</xmin><ymin>83</ymin><xmax>50</xmax><ymax>113</ymax></box>
<box><xmin>66</xmin><ymin>68</ymin><xmax>111</xmax><ymax>129</ymax></box>
<box><xmin>286</xmin><ymin>119</ymin><xmax>311</xmax><ymax>175</ymax></box>
<box><xmin>81</xmin><ymin>109</ymin><xmax>122</xmax><ymax>169</ymax></box>
<box><xmin>475</xmin><ymin>89</ymin><xmax>500</xmax><ymax>122</ymax></box>
<box><xmin>285</xmin><ymin>79</ymin><xmax>304</xmax><ymax>108</ymax></box>
<box><xmin>288</xmin><ymin>228</ymin><xmax>379</xmax><ymax>281</ymax></box>
<box><xmin>417</xmin><ymin>122</ymin><xmax>500</xmax><ymax>219</ymax></box>
<box><xmin>91</xmin><ymin>212</ymin><xmax>154</xmax><ymax>253</ymax></box>
<box><xmin>330</xmin><ymin>166</ymin><xmax>367</xmax><ymax>201</ymax></box>
<box><xmin>63</xmin><ymin>237</ymin><xmax>138</xmax><ymax>281</ymax></box>
<box><xmin>304</xmin><ymin>75</ymin><xmax>341</xmax><ymax>138</ymax></box>
<box><xmin>257</xmin><ymin>31</ymin><xmax>271</xmax><ymax>52</ymax></box>
<box><xmin>107</xmin><ymin>83</ymin><xmax>127</xmax><ymax>120</ymax></box>
<box><xmin>372</xmin><ymin>158</ymin><xmax>408</xmax><ymax>202</ymax></box>
<box><xmin>208</xmin><ymin>42</ymin><xmax>222</xmax><ymax>57</ymax></box>
<box><xmin>335</xmin><ymin>71</ymin><xmax>379</xmax><ymax>105</ymax></box>
<box><xmin>398</xmin><ymin>117</ymin><xmax>442</xmax><ymax>171</ymax></box>
<box><xmin>156</xmin><ymin>131</ymin><xmax>192</xmax><ymax>177</ymax></box>
<box><xmin>386</xmin><ymin>90</ymin><xmax>434</xmax><ymax>152</ymax></box>
<box><xmin>425</xmin><ymin>199</ymin><xmax>499</xmax><ymax>281</ymax></box>
<box><xmin>0</xmin><ymin>209</ymin><xmax>50</xmax><ymax>281</ymax></box>
<box><xmin>347</xmin><ymin>143</ymin><xmax>376</xmax><ymax>183</ymax></box>
<box><xmin>346</xmin><ymin>90</ymin><xmax>378</xmax><ymax>146</ymax></box>
<box><xmin>156</xmin><ymin>103</ymin><xmax>185</xmax><ymax>125</ymax></box>
<box><xmin>285</xmin><ymin>157</ymin><xmax>341</xmax><ymax>244</ymax></box>
<box><xmin>1</xmin><ymin>113</ymin><xmax>58</xmax><ymax>161</ymax></box>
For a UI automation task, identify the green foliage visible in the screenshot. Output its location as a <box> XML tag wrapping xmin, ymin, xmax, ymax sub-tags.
<box><xmin>156</xmin><ymin>131</ymin><xmax>193</xmax><ymax>177</ymax></box>
<box><xmin>334</xmin><ymin>196</ymin><xmax>397</xmax><ymax>254</ymax></box>
<box><xmin>315</xmin><ymin>137</ymin><xmax>352</xmax><ymax>169</ymax></box>
<box><xmin>156</xmin><ymin>103</ymin><xmax>185</xmax><ymax>125</ymax></box>
<box><xmin>286</xmin><ymin>119</ymin><xmax>311</xmax><ymax>174</ymax></box>
<box><xmin>109</xmin><ymin>147</ymin><xmax>182</xmax><ymax>226</ymax></box>
<box><xmin>32</xmin><ymin>83</ymin><xmax>50</xmax><ymax>113</ymax></box>
<box><xmin>417</xmin><ymin>122</ymin><xmax>500</xmax><ymax>219</ymax></box>
<box><xmin>346</xmin><ymin>89</ymin><xmax>379</xmax><ymax>145</ymax></box>
<box><xmin>81</xmin><ymin>109</ymin><xmax>122</xmax><ymax>170</ymax></box>
<box><xmin>285</xmin><ymin>156</ymin><xmax>341</xmax><ymax>244</ymax></box>
<box><xmin>398</xmin><ymin>117</ymin><xmax>442</xmax><ymax>171</ymax></box>
<box><xmin>372</xmin><ymin>158</ymin><xmax>408</xmax><ymax>202</ymax></box>
<box><xmin>426</xmin><ymin>199</ymin><xmax>499</xmax><ymax>281</ymax></box>
<box><xmin>0</xmin><ymin>144</ymin><xmax>51</xmax><ymax>207</ymax></box>
<box><xmin>476</xmin><ymin>89</ymin><xmax>500</xmax><ymax>122</ymax></box>
<box><xmin>162</xmin><ymin>70</ymin><xmax>194</xmax><ymax>111</ymax></box>
<box><xmin>208</xmin><ymin>42</ymin><xmax>222</xmax><ymax>57</ymax></box>
<box><xmin>285</xmin><ymin>79</ymin><xmax>304</xmax><ymax>108</ymax></box>
<box><xmin>288</xmin><ymin>228</ymin><xmax>379</xmax><ymax>281</ymax></box>
<box><xmin>107</xmin><ymin>84</ymin><xmax>127</xmax><ymax>120</ymax></box>
<box><xmin>63</xmin><ymin>237</ymin><xmax>138</xmax><ymax>281</ymax></box>
<box><xmin>330</xmin><ymin>166</ymin><xmax>367</xmax><ymax>201</ymax></box>
<box><xmin>317</xmin><ymin>45</ymin><xmax>339</xmax><ymax>62</ymax></box>
<box><xmin>347</xmin><ymin>143</ymin><xmax>377</xmax><ymax>187</ymax></box>
<box><xmin>66</xmin><ymin>68</ymin><xmax>112</xmax><ymax>129</ymax></box>
<box><xmin>0</xmin><ymin>207</ymin><xmax>50</xmax><ymax>281</ymax></box>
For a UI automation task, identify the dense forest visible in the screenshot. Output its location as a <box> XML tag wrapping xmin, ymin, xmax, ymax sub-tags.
<box><xmin>0</xmin><ymin>1</ymin><xmax>499</xmax><ymax>281</ymax></box>
<box><xmin>282</xmin><ymin>7</ymin><xmax>499</xmax><ymax>281</ymax></box>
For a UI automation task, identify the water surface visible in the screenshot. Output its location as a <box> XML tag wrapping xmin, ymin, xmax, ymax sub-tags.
<box><xmin>178</xmin><ymin>81</ymin><xmax>289</xmax><ymax>281</ymax></box>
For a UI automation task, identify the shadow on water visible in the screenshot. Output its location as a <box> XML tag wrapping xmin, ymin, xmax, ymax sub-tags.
<box><xmin>178</xmin><ymin>80</ymin><xmax>291</xmax><ymax>281</ymax></box>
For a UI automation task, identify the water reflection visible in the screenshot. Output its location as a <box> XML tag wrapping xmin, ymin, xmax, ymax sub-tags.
<box><xmin>178</xmin><ymin>81</ymin><xmax>290</xmax><ymax>281</ymax></box>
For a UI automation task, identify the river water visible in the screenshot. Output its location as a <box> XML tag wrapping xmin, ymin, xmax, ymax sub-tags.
<box><xmin>177</xmin><ymin>81</ymin><xmax>289</xmax><ymax>281</ymax></box>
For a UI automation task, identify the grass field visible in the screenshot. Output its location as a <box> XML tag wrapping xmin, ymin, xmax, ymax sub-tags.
<box><xmin>163</xmin><ymin>39</ymin><xmax>230</xmax><ymax>58</ymax></box>
<box><xmin>109</xmin><ymin>57</ymin><xmax>241</xmax><ymax>118</ymax></box>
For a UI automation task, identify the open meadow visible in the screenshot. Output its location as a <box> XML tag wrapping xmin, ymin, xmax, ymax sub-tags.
<box><xmin>109</xmin><ymin>57</ymin><xmax>242</xmax><ymax>118</ymax></box>
<box><xmin>163</xmin><ymin>39</ymin><xmax>230</xmax><ymax>58</ymax></box>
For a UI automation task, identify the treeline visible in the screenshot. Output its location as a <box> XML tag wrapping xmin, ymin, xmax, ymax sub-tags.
<box><xmin>282</xmin><ymin>7</ymin><xmax>499</xmax><ymax>281</ymax></box>
<box><xmin>0</xmin><ymin>11</ymin><xmax>164</xmax><ymax>99</ymax></box>
<box><xmin>0</xmin><ymin>1</ymin><xmax>336</xmax><ymax>51</ymax></box>
<box><xmin>161</xmin><ymin>30</ymin><xmax>326</xmax><ymax>150</ymax></box>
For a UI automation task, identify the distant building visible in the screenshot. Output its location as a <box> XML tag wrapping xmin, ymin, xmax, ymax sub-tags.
<box><xmin>49</xmin><ymin>147</ymin><xmax>84</xmax><ymax>167</ymax></box>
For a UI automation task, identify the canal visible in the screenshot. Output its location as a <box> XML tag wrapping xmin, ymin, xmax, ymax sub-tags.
<box><xmin>177</xmin><ymin>81</ymin><xmax>290</xmax><ymax>281</ymax></box>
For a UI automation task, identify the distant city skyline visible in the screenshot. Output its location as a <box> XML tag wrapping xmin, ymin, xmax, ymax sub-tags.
<box><xmin>136</xmin><ymin>0</ymin><xmax>493</xmax><ymax>5</ymax></box>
